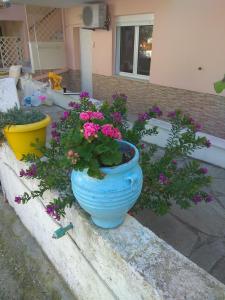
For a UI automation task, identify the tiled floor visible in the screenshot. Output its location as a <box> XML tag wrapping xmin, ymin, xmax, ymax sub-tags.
<box><xmin>136</xmin><ymin>160</ymin><xmax>225</xmax><ymax>284</ymax></box>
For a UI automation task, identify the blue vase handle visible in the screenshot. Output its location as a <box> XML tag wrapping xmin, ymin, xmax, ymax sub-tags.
<box><xmin>126</xmin><ymin>175</ymin><xmax>138</xmax><ymax>191</ymax></box>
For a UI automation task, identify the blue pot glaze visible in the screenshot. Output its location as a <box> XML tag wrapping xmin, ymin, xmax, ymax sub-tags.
<box><xmin>71</xmin><ymin>141</ymin><xmax>143</xmax><ymax>229</ymax></box>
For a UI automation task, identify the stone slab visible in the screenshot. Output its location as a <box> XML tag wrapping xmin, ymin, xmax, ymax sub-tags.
<box><xmin>136</xmin><ymin>209</ymin><xmax>198</xmax><ymax>257</ymax></box>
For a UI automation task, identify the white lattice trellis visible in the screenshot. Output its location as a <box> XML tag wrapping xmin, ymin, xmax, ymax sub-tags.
<box><xmin>26</xmin><ymin>6</ymin><xmax>64</xmax><ymax>42</ymax></box>
<box><xmin>0</xmin><ymin>37</ymin><xmax>24</xmax><ymax>69</ymax></box>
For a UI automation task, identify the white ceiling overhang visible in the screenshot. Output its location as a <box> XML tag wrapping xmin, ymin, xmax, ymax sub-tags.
<box><xmin>11</xmin><ymin>0</ymin><xmax>99</xmax><ymax>8</ymax></box>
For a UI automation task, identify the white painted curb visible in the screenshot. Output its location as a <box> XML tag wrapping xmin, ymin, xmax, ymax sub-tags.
<box><xmin>142</xmin><ymin>118</ymin><xmax>225</xmax><ymax>169</ymax></box>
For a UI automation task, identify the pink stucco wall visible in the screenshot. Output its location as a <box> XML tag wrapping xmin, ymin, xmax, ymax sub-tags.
<box><xmin>64</xmin><ymin>0</ymin><xmax>225</xmax><ymax>95</ymax></box>
<box><xmin>0</xmin><ymin>4</ymin><xmax>26</xmax><ymax>21</ymax></box>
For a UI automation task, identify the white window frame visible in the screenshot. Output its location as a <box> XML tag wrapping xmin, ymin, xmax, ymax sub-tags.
<box><xmin>115</xmin><ymin>14</ymin><xmax>154</xmax><ymax>80</ymax></box>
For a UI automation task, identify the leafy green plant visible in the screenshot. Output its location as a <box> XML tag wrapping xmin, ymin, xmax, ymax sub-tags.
<box><xmin>214</xmin><ymin>74</ymin><xmax>225</xmax><ymax>94</ymax></box>
<box><xmin>14</xmin><ymin>93</ymin><xmax>213</xmax><ymax>220</ymax></box>
<box><xmin>0</xmin><ymin>106</ymin><xmax>46</xmax><ymax>140</ymax></box>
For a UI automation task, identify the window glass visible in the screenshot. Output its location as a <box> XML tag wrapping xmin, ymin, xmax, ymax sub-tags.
<box><xmin>120</xmin><ymin>26</ymin><xmax>135</xmax><ymax>73</ymax></box>
<box><xmin>137</xmin><ymin>25</ymin><xmax>153</xmax><ymax>76</ymax></box>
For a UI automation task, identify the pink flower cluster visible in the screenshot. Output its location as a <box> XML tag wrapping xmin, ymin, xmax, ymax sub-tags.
<box><xmin>82</xmin><ymin>122</ymin><xmax>122</xmax><ymax>140</ymax></box>
<box><xmin>101</xmin><ymin>124</ymin><xmax>122</xmax><ymax>140</ymax></box>
<box><xmin>83</xmin><ymin>122</ymin><xmax>100</xmax><ymax>139</ymax></box>
<box><xmin>80</xmin><ymin>111</ymin><xmax>104</xmax><ymax>121</ymax></box>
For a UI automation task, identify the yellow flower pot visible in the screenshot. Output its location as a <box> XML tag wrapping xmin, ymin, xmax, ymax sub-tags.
<box><xmin>3</xmin><ymin>114</ymin><xmax>51</xmax><ymax>160</ymax></box>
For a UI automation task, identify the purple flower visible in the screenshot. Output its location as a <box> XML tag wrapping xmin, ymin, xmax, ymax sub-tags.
<box><xmin>188</xmin><ymin>117</ymin><xmax>195</xmax><ymax>124</ymax></box>
<box><xmin>46</xmin><ymin>204</ymin><xmax>60</xmax><ymax>221</ymax></box>
<box><xmin>51</xmin><ymin>130</ymin><xmax>60</xmax><ymax>143</ymax></box>
<box><xmin>80</xmin><ymin>91</ymin><xmax>89</xmax><ymax>99</ymax></box>
<box><xmin>111</xmin><ymin>112</ymin><xmax>122</xmax><ymax>123</ymax></box>
<box><xmin>27</xmin><ymin>164</ymin><xmax>37</xmax><ymax>177</ymax></box>
<box><xmin>205</xmin><ymin>139</ymin><xmax>211</xmax><ymax>148</ymax></box>
<box><xmin>138</xmin><ymin>112</ymin><xmax>149</xmax><ymax>122</ymax></box>
<box><xmin>69</xmin><ymin>102</ymin><xmax>81</xmax><ymax>110</ymax></box>
<box><xmin>195</xmin><ymin>123</ymin><xmax>202</xmax><ymax>131</ymax></box>
<box><xmin>167</xmin><ymin>111</ymin><xmax>176</xmax><ymax>118</ymax></box>
<box><xmin>141</xmin><ymin>143</ymin><xmax>145</xmax><ymax>149</ymax></box>
<box><xmin>61</xmin><ymin>111</ymin><xmax>70</xmax><ymax>121</ymax></box>
<box><xmin>150</xmin><ymin>106</ymin><xmax>162</xmax><ymax>117</ymax></box>
<box><xmin>159</xmin><ymin>173</ymin><xmax>170</xmax><ymax>185</ymax></box>
<box><xmin>15</xmin><ymin>196</ymin><xmax>22</xmax><ymax>204</ymax></box>
<box><xmin>19</xmin><ymin>164</ymin><xmax>37</xmax><ymax>178</ymax></box>
<box><xmin>172</xmin><ymin>160</ymin><xmax>177</xmax><ymax>165</ymax></box>
<box><xmin>205</xmin><ymin>194</ymin><xmax>213</xmax><ymax>203</ymax></box>
<box><xmin>189</xmin><ymin>119</ymin><xmax>202</xmax><ymax>132</ymax></box>
<box><xmin>51</xmin><ymin>122</ymin><xmax>57</xmax><ymax>129</ymax></box>
<box><xmin>192</xmin><ymin>194</ymin><xmax>202</xmax><ymax>204</ymax></box>
<box><xmin>199</xmin><ymin>167</ymin><xmax>208</xmax><ymax>174</ymax></box>
<box><xmin>19</xmin><ymin>169</ymin><xmax>26</xmax><ymax>177</ymax></box>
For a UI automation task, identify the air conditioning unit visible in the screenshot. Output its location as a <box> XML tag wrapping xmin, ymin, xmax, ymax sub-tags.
<box><xmin>82</xmin><ymin>3</ymin><xmax>107</xmax><ymax>29</ymax></box>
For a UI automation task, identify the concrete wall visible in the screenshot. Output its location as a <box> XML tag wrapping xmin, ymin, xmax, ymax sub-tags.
<box><xmin>0</xmin><ymin>143</ymin><xmax>225</xmax><ymax>300</ymax></box>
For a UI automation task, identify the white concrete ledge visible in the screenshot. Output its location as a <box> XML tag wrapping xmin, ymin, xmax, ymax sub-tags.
<box><xmin>143</xmin><ymin>118</ymin><xmax>225</xmax><ymax>169</ymax></box>
<box><xmin>0</xmin><ymin>144</ymin><xmax>225</xmax><ymax>299</ymax></box>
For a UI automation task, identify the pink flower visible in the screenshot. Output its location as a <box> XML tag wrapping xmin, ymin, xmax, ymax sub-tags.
<box><xmin>101</xmin><ymin>124</ymin><xmax>122</xmax><ymax>140</ymax></box>
<box><xmin>91</xmin><ymin>112</ymin><xmax>104</xmax><ymax>120</ymax></box>
<box><xmin>83</xmin><ymin>122</ymin><xmax>100</xmax><ymax>139</ymax></box>
<box><xmin>80</xmin><ymin>112</ymin><xmax>91</xmax><ymax>121</ymax></box>
<box><xmin>80</xmin><ymin>111</ymin><xmax>104</xmax><ymax>121</ymax></box>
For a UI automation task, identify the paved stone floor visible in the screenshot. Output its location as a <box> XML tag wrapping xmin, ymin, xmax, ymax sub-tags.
<box><xmin>136</xmin><ymin>162</ymin><xmax>225</xmax><ymax>285</ymax></box>
<box><xmin>0</xmin><ymin>192</ymin><xmax>76</xmax><ymax>300</ymax></box>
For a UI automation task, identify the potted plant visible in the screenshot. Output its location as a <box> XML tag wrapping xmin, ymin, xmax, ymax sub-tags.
<box><xmin>15</xmin><ymin>93</ymin><xmax>213</xmax><ymax>229</ymax></box>
<box><xmin>0</xmin><ymin>106</ymin><xmax>51</xmax><ymax>160</ymax></box>
<box><xmin>64</xmin><ymin>112</ymin><xmax>143</xmax><ymax>228</ymax></box>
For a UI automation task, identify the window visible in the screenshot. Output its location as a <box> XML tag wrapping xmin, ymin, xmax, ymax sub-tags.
<box><xmin>116</xmin><ymin>14</ymin><xmax>154</xmax><ymax>80</ymax></box>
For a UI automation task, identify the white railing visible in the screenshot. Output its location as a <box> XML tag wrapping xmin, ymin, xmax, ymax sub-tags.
<box><xmin>0</xmin><ymin>36</ymin><xmax>24</xmax><ymax>69</ymax></box>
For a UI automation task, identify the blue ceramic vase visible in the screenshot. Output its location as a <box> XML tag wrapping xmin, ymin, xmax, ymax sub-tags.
<box><xmin>71</xmin><ymin>141</ymin><xmax>143</xmax><ymax>229</ymax></box>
